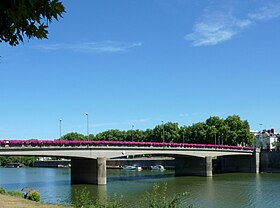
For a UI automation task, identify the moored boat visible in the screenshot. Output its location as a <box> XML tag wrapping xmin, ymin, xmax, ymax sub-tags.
<box><xmin>123</xmin><ymin>164</ymin><xmax>143</xmax><ymax>171</ymax></box>
<box><xmin>151</xmin><ymin>165</ymin><xmax>165</xmax><ymax>171</ymax></box>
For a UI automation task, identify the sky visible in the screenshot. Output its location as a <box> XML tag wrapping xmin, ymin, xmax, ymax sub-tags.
<box><xmin>1</xmin><ymin>0</ymin><xmax>280</xmax><ymax>140</ymax></box>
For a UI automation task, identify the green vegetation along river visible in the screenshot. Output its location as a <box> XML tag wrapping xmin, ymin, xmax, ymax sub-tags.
<box><xmin>0</xmin><ymin>167</ymin><xmax>279</xmax><ymax>207</ymax></box>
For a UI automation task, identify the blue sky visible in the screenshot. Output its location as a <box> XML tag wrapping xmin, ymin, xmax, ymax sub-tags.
<box><xmin>1</xmin><ymin>0</ymin><xmax>280</xmax><ymax>139</ymax></box>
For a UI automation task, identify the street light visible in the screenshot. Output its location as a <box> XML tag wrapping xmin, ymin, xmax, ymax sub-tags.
<box><xmin>213</xmin><ymin>125</ymin><xmax>217</xmax><ymax>145</ymax></box>
<box><xmin>182</xmin><ymin>129</ymin><xmax>185</xmax><ymax>143</ymax></box>
<box><xmin>162</xmin><ymin>120</ymin><xmax>165</xmax><ymax>143</ymax></box>
<box><xmin>259</xmin><ymin>123</ymin><xmax>263</xmax><ymax>148</ymax></box>
<box><xmin>131</xmin><ymin>124</ymin><xmax>134</xmax><ymax>142</ymax></box>
<box><xmin>86</xmin><ymin>113</ymin><xmax>89</xmax><ymax>136</ymax></box>
<box><xmin>59</xmin><ymin>119</ymin><xmax>62</xmax><ymax>138</ymax></box>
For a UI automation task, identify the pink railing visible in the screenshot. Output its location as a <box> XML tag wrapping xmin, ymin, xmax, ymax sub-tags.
<box><xmin>0</xmin><ymin>140</ymin><xmax>255</xmax><ymax>151</ymax></box>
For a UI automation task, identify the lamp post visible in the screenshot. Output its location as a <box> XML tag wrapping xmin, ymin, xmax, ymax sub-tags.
<box><xmin>213</xmin><ymin>125</ymin><xmax>217</xmax><ymax>145</ymax></box>
<box><xmin>259</xmin><ymin>123</ymin><xmax>263</xmax><ymax>148</ymax></box>
<box><xmin>162</xmin><ymin>120</ymin><xmax>165</xmax><ymax>143</ymax></box>
<box><xmin>131</xmin><ymin>124</ymin><xmax>134</xmax><ymax>142</ymax></box>
<box><xmin>86</xmin><ymin>113</ymin><xmax>89</xmax><ymax>136</ymax></box>
<box><xmin>182</xmin><ymin>129</ymin><xmax>185</xmax><ymax>143</ymax></box>
<box><xmin>59</xmin><ymin>119</ymin><xmax>62</xmax><ymax>138</ymax></box>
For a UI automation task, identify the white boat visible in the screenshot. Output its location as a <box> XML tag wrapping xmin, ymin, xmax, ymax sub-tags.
<box><xmin>151</xmin><ymin>165</ymin><xmax>165</xmax><ymax>171</ymax></box>
<box><xmin>123</xmin><ymin>164</ymin><xmax>143</xmax><ymax>171</ymax></box>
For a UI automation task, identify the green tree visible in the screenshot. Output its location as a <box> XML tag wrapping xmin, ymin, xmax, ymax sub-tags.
<box><xmin>0</xmin><ymin>0</ymin><xmax>65</xmax><ymax>46</ymax></box>
<box><xmin>60</xmin><ymin>132</ymin><xmax>85</xmax><ymax>140</ymax></box>
<box><xmin>179</xmin><ymin>126</ymin><xmax>191</xmax><ymax>143</ymax></box>
<box><xmin>95</xmin><ymin>129</ymin><xmax>126</xmax><ymax>141</ymax></box>
<box><xmin>152</xmin><ymin>124</ymin><xmax>166</xmax><ymax>142</ymax></box>
<box><xmin>0</xmin><ymin>156</ymin><xmax>37</xmax><ymax>167</ymax></box>
<box><xmin>190</xmin><ymin>122</ymin><xmax>206</xmax><ymax>143</ymax></box>
<box><xmin>163</xmin><ymin>122</ymin><xmax>180</xmax><ymax>143</ymax></box>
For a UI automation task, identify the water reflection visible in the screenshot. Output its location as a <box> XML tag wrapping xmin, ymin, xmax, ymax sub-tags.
<box><xmin>1</xmin><ymin>168</ymin><xmax>280</xmax><ymax>207</ymax></box>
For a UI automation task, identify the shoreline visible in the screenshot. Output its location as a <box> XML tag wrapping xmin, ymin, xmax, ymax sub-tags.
<box><xmin>0</xmin><ymin>194</ymin><xmax>69</xmax><ymax>208</ymax></box>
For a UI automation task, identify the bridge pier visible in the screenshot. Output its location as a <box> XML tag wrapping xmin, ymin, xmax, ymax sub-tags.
<box><xmin>216</xmin><ymin>149</ymin><xmax>260</xmax><ymax>174</ymax></box>
<box><xmin>71</xmin><ymin>157</ymin><xmax>106</xmax><ymax>185</ymax></box>
<box><xmin>254</xmin><ymin>148</ymin><xmax>260</xmax><ymax>174</ymax></box>
<box><xmin>175</xmin><ymin>156</ymin><xmax>213</xmax><ymax>177</ymax></box>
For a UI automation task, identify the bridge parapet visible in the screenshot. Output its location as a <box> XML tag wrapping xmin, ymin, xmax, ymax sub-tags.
<box><xmin>0</xmin><ymin>140</ymin><xmax>255</xmax><ymax>151</ymax></box>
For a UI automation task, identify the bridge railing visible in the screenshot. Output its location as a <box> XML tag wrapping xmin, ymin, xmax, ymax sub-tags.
<box><xmin>0</xmin><ymin>140</ymin><xmax>255</xmax><ymax>151</ymax></box>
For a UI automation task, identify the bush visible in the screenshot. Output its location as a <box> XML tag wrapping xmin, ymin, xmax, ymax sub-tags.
<box><xmin>0</xmin><ymin>187</ymin><xmax>6</xmax><ymax>194</ymax></box>
<box><xmin>27</xmin><ymin>190</ymin><xmax>40</xmax><ymax>202</ymax></box>
<box><xmin>72</xmin><ymin>187</ymin><xmax>93</xmax><ymax>208</ymax></box>
<box><xmin>8</xmin><ymin>190</ymin><xmax>23</xmax><ymax>197</ymax></box>
<box><xmin>144</xmin><ymin>183</ymin><xmax>192</xmax><ymax>208</ymax></box>
<box><xmin>72</xmin><ymin>188</ymin><xmax>125</xmax><ymax>208</ymax></box>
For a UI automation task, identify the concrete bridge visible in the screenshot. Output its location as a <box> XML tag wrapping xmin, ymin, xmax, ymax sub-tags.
<box><xmin>0</xmin><ymin>140</ymin><xmax>259</xmax><ymax>185</ymax></box>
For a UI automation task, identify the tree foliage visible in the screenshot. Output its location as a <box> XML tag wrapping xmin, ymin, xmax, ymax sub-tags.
<box><xmin>59</xmin><ymin>115</ymin><xmax>254</xmax><ymax>146</ymax></box>
<box><xmin>0</xmin><ymin>156</ymin><xmax>37</xmax><ymax>167</ymax></box>
<box><xmin>60</xmin><ymin>132</ymin><xmax>85</xmax><ymax>141</ymax></box>
<box><xmin>0</xmin><ymin>0</ymin><xmax>65</xmax><ymax>46</ymax></box>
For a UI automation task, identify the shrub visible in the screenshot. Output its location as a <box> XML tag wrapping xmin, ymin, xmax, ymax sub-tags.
<box><xmin>144</xmin><ymin>183</ymin><xmax>192</xmax><ymax>208</ymax></box>
<box><xmin>72</xmin><ymin>188</ymin><xmax>125</xmax><ymax>208</ymax></box>
<box><xmin>72</xmin><ymin>187</ymin><xmax>93</xmax><ymax>208</ymax></box>
<box><xmin>8</xmin><ymin>190</ymin><xmax>23</xmax><ymax>197</ymax></box>
<box><xmin>27</xmin><ymin>190</ymin><xmax>40</xmax><ymax>202</ymax></box>
<box><xmin>0</xmin><ymin>186</ymin><xmax>6</xmax><ymax>194</ymax></box>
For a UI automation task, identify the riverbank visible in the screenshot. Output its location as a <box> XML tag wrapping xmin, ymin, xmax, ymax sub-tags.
<box><xmin>0</xmin><ymin>194</ymin><xmax>69</xmax><ymax>208</ymax></box>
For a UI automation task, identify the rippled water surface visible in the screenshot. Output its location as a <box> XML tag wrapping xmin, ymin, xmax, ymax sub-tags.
<box><xmin>0</xmin><ymin>167</ymin><xmax>280</xmax><ymax>207</ymax></box>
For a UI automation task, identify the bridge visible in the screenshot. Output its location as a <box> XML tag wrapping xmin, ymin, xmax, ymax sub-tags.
<box><xmin>0</xmin><ymin>140</ymin><xmax>259</xmax><ymax>185</ymax></box>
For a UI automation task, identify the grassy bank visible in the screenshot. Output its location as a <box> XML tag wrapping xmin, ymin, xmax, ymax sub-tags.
<box><xmin>0</xmin><ymin>194</ymin><xmax>69</xmax><ymax>208</ymax></box>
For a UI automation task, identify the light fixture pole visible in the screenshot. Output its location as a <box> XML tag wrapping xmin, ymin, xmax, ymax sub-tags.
<box><xmin>162</xmin><ymin>120</ymin><xmax>165</xmax><ymax>143</ymax></box>
<box><xmin>259</xmin><ymin>123</ymin><xmax>263</xmax><ymax>148</ymax></box>
<box><xmin>259</xmin><ymin>123</ymin><xmax>263</xmax><ymax>132</ymax></box>
<box><xmin>59</xmin><ymin>119</ymin><xmax>62</xmax><ymax>138</ymax></box>
<box><xmin>183</xmin><ymin>129</ymin><xmax>185</xmax><ymax>143</ymax></box>
<box><xmin>131</xmin><ymin>124</ymin><xmax>134</xmax><ymax>142</ymax></box>
<box><xmin>213</xmin><ymin>125</ymin><xmax>216</xmax><ymax>145</ymax></box>
<box><xmin>86</xmin><ymin>113</ymin><xmax>89</xmax><ymax>136</ymax></box>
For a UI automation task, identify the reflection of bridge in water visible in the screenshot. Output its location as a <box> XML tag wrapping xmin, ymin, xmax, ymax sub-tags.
<box><xmin>0</xmin><ymin>140</ymin><xmax>260</xmax><ymax>185</ymax></box>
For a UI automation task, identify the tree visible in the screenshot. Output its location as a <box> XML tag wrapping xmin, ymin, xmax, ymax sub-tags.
<box><xmin>163</xmin><ymin>122</ymin><xmax>180</xmax><ymax>142</ymax></box>
<box><xmin>0</xmin><ymin>0</ymin><xmax>65</xmax><ymax>46</ymax></box>
<box><xmin>60</xmin><ymin>132</ymin><xmax>85</xmax><ymax>140</ymax></box>
<box><xmin>190</xmin><ymin>122</ymin><xmax>206</xmax><ymax>143</ymax></box>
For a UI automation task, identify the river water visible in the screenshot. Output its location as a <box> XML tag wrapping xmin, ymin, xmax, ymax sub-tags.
<box><xmin>0</xmin><ymin>167</ymin><xmax>279</xmax><ymax>207</ymax></box>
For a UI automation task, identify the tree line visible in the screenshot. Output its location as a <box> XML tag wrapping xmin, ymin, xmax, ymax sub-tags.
<box><xmin>60</xmin><ymin>115</ymin><xmax>255</xmax><ymax>146</ymax></box>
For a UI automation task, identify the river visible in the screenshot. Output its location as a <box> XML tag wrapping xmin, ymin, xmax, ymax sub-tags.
<box><xmin>0</xmin><ymin>167</ymin><xmax>279</xmax><ymax>207</ymax></box>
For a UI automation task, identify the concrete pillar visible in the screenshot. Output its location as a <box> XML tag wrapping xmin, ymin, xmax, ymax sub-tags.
<box><xmin>71</xmin><ymin>157</ymin><xmax>106</xmax><ymax>185</ymax></box>
<box><xmin>175</xmin><ymin>156</ymin><xmax>212</xmax><ymax>177</ymax></box>
<box><xmin>206</xmin><ymin>156</ymin><xmax>213</xmax><ymax>177</ymax></box>
<box><xmin>253</xmin><ymin>148</ymin><xmax>260</xmax><ymax>174</ymax></box>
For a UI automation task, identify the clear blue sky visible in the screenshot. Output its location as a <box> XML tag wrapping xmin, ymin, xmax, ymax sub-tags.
<box><xmin>1</xmin><ymin>0</ymin><xmax>280</xmax><ymax>139</ymax></box>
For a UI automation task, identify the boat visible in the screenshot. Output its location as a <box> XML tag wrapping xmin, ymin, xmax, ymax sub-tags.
<box><xmin>57</xmin><ymin>164</ymin><xmax>71</xmax><ymax>168</ymax></box>
<box><xmin>123</xmin><ymin>164</ymin><xmax>143</xmax><ymax>171</ymax></box>
<box><xmin>151</xmin><ymin>165</ymin><xmax>165</xmax><ymax>171</ymax></box>
<box><xmin>5</xmin><ymin>163</ymin><xmax>25</xmax><ymax>168</ymax></box>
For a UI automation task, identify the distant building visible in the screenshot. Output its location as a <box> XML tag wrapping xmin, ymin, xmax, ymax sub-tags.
<box><xmin>253</xmin><ymin>129</ymin><xmax>278</xmax><ymax>150</ymax></box>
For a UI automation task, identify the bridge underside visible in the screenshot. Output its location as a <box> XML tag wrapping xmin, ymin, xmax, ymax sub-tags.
<box><xmin>175</xmin><ymin>156</ymin><xmax>213</xmax><ymax>177</ymax></box>
<box><xmin>71</xmin><ymin>157</ymin><xmax>106</xmax><ymax>185</ymax></box>
<box><xmin>174</xmin><ymin>151</ymin><xmax>259</xmax><ymax>178</ymax></box>
<box><xmin>215</xmin><ymin>154</ymin><xmax>259</xmax><ymax>174</ymax></box>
